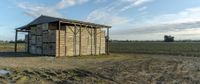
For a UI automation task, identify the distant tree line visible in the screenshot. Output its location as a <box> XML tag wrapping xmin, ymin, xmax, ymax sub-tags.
<box><xmin>0</xmin><ymin>39</ymin><xmax>25</xmax><ymax>43</ymax></box>
<box><xmin>164</xmin><ymin>35</ymin><xmax>174</xmax><ymax>42</ymax></box>
<box><xmin>9</xmin><ymin>39</ymin><xmax>25</xmax><ymax>43</ymax></box>
<box><xmin>109</xmin><ymin>40</ymin><xmax>163</xmax><ymax>42</ymax></box>
<box><xmin>110</xmin><ymin>39</ymin><xmax>200</xmax><ymax>42</ymax></box>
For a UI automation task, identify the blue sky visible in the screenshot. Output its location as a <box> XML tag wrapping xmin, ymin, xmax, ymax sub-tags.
<box><xmin>1</xmin><ymin>0</ymin><xmax>200</xmax><ymax>41</ymax></box>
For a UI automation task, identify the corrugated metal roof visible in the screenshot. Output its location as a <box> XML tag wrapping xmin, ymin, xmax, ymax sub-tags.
<box><xmin>17</xmin><ymin>15</ymin><xmax>111</xmax><ymax>30</ymax></box>
<box><xmin>28</xmin><ymin>15</ymin><xmax>60</xmax><ymax>25</ymax></box>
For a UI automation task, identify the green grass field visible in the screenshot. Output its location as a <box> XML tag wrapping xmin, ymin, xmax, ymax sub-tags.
<box><xmin>110</xmin><ymin>41</ymin><xmax>200</xmax><ymax>56</ymax></box>
<box><xmin>0</xmin><ymin>43</ymin><xmax>25</xmax><ymax>52</ymax></box>
<box><xmin>1</xmin><ymin>42</ymin><xmax>200</xmax><ymax>57</ymax></box>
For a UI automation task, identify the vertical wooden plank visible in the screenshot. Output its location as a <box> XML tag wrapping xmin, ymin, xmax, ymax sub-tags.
<box><xmin>68</xmin><ymin>26</ymin><xmax>75</xmax><ymax>56</ymax></box>
<box><xmin>15</xmin><ymin>29</ymin><xmax>18</xmax><ymax>53</ymax></box>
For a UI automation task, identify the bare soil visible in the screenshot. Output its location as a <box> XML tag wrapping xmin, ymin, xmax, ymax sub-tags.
<box><xmin>0</xmin><ymin>53</ymin><xmax>199</xmax><ymax>84</ymax></box>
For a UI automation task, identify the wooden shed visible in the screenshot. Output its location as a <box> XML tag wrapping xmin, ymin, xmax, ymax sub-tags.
<box><xmin>15</xmin><ymin>15</ymin><xmax>111</xmax><ymax>57</ymax></box>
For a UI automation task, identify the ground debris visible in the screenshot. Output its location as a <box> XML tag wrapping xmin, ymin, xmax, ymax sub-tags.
<box><xmin>0</xmin><ymin>54</ymin><xmax>199</xmax><ymax>84</ymax></box>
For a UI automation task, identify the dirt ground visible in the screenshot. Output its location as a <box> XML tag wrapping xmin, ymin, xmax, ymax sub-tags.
<box><xmin>0</xmin><ymin>53</ymin><xmax>199</xmax><ymax>84</ymax></box>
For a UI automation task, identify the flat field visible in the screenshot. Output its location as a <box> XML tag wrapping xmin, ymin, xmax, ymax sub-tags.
<box><xmin>0</xmin><ymin>42</ymin><xmax>199</xmax><ymax>84</ymax></box>
<box><xmin>110</xmin><ymin>41</ymin><xmax>200</xmax><ymax>56</ymax></box>
<box><xmin>0</xmin><ymin>43</ymin><xmax>25</xmax><ymax>52</ymax></box>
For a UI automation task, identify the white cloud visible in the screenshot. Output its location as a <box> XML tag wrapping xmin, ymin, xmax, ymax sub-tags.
<box><xmin>86</xmin><ymin>9</ymin><xmax>130</xmax><ymax>25</ymax></box>
<box><xmin>134</xmin><ymin>0</ymin><xmax>153</xmax><ymax>6</ymax></box>
<box><xmin>111</xmin><ymin>21</ymin><xmax>200</xmax><ymax>36</ymax></box>
<box><xmin>18</xmin><ymin>3</ymin><xmax>62</xmax><ymax>18</ymax></box>
<box><xmin>56</xmin><ymin>0</ymin><xmax>89</xmax><ymax>9</ymax></box>
<box><xmin>110</xmin><ymin>6</ymin><xmax>200</xmax><ymax>40</ymax></box>
<box><xmin>160</xmin><ymin>28</ymin><xmax>200</xmax><ymax>36</ymax></box>
<box><xmin>120</xmin><ymin>0</ymin><xmax>153</xmax><ymax>12</ymax></box>
<box><xmin>146</xmin><ymin>7</ymin><xmax>200</xmax><ymax>24</ymax></box>
<box><xmin>18</xmin><ymin>0</ymin><xmax>152</xmax><ymax>22</ymax></box>
<box><xmin>86</xmin><ymin>0</ymin><xmax>152</xmax><ymax>26</ymax></box>
<box><xmin>95</xmin><ymin>0</ymin><xmax>108</xmax><ymax>3</ymax></box>
<box><xmin>138</xmin><ymin>6</ymin><xmax>147</xmax><ymax>11</ymax></box>
<box><xmin>111</xmin><ymin>28</ymin><xmax>200</xmax><ymax>40</ymax></box>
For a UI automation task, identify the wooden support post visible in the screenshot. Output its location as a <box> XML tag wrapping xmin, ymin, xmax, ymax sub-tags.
<box><xmin>94</xmin><ymin>28</ymin><xmax>97</xmax><ymax>55</ymax></box>
<box><xmin>14</xmin><ymin>29</ymin><xmax>18</xmax><ymax>53</ymax></box>
<box><xmin>27</xmin><ymin>31</ymin><xmax>30</xmax><ymax>53</ymax></box>
<box><xmin>79</xmin><ymin>26</ymin><xmax>82</xmax><ymax>56</ymax></box>
<box><xmin>106</xmin><ymin>28</ymin><xmax>110</xmax><ymax>55</ymax></box>
<box><xmin>58</xmin><ymin>21</ymin><xmax>61</xmax><ymax>57</ymax></box>
<box><xmin>41</xmin><ymin>30</ymin><xmax>43</xmax><ymax>55</ymax></box>
<box><xmin>74</xmin><ymin>25</ymin><xmax>77</xmax><ymax>56</ymax></box>
<box><xmin>65</xmin><ymin>26</ymin><xmax>67</xmax><ymax>57</ymax></box>
<box><xmin>91</xmin><ymin>27</ymin><xmax>93</xmax><ymax>55</ymax></box>
<box><xmin>99</xmin><ymin>29</ymin><xmax>101</xmax><ymax>55</ymax></box>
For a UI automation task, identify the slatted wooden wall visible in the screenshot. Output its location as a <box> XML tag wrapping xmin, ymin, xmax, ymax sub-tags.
<box><xmin>27</xmin><ymin>23</ymin><xmax>106</xmax><ymax>57</ymax></box>
<box><xmin>55</xmin><ymin>25</ymin><xmax>106</xmax><ymax>57</ymax></box>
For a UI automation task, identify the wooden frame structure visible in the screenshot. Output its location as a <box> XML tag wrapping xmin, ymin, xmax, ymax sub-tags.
<box><xmin>15</xmin><ymin>15</ymin><xmax>111</xmax><ymax>57</ymax></box>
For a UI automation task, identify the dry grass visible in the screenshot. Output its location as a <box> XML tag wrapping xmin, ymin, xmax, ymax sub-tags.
<box><xmin>0</xmin><ymin>43</ymin><xmax>200</xmax><ymax>83</ymax></box>
<box><xmin>0</xmin><ymin>43</ymin><xmax>25</xmax><ymax>52</ymax></box>
<box><xmin>0</xmin><ymin>53</ymin><xmax>199</xmax><ymax>83</ymax></box>
<box><xmin>0</xmin><ymin>54</ymin><xmax>127</xmax><ymax>70</ymax></box>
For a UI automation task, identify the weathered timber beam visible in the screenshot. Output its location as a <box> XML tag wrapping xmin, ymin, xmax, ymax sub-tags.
<box><xmin>27</xmin><ymin>32</ymin><xmax>30</xmax><ymax>53</ymax></box>
<box><xmin>99</xmin><ymin>30</ymin><xmax>102</xmax><ymax>54</ymax></box>
<box><xmin>74</xmin><ymin>24</ymin><xmax>77</xmax><ymax>56</ymax></box>
<box><xmin>86</xmin><ymin>27</ymin><xmax>92</xmax><ymax>35</ymax></box>
<box><xmin>94</xmin><ymin>28</ymin><xmax>97</xmax><ymax>55</ymax></box>
<box><xmin>106</xmin><ymin>28</ymin><xmax>110</xmax><ymax>55</ymax></box>
<box><xmin>68</xmin><ymin>26</ymin><xmax>75</xmax><ymax>34</ymax></box>
<box><xmin>90</xmin><ymin>26</ymin><xmax>93</xmax><ymax>55</ymax></box>
<box><xmin>60</xmin><ymin>21</ymin><xmax>111</xmax><ymax>29</ymax></box>
<box><xmin>65</xmin><ymin>25</ymin><xmax>67</xmax><ymax>56</ymax></box>
<box><xmin>58</xmin><ymin>21</ymin><xmax>61</xmax><ymax>57</ymax></box>
<box><xmin>14</xmin><ymin>29</ymin><xmax>18</xmax><ymax>53</ymax></box>
<box><xmin>75</xmin><ymin>26</ymin><xmax>81</xmax><ymax>35</ymax></box>
<box><xmin>79</xmin><ymin>25</ymin><xmax>82</xmax><ymax>56</ymax></box>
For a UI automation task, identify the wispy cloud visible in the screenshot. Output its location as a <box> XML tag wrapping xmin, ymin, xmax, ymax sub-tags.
<box><xmin>134</xmin><ymin>0</ymin><xmax>153</xmax><ymax>6</ymax></box>
<box><xmin>56</xmin><ymin>0</ymin><xmax>89</xmax><ymax>9</ymax></box>
<box><xmin>109</xmin><ymin>6</ymin><xmax>200</xmax><ymax>40</ymax></box>
<box><xmin>18</xmin><ymin>0</ymin><xmax>153</xmax><ymax>24</ymax></box>
<box><xmin>119</xmin><ymin>6</ymin><xmax>200</xmax><ymax>34</ymax></box>
<box><xmin>112</xmin><ymin>21</ymin><xmax>200</xmax><ymax>35</ymax></box>
<box><xmin>111</xmin><ymin>21</ymin><xmax>200</xmax><ymax>40</ymax></box>
<box><xmin>18</xmin><ymin>2</ymin><xmax>62</xmax><ymax>18</ymax></box>
<box><xmin>86</xmin><ymin>9</ymin><xmax>131</xmax><ymax>25</ymax></box>
<box><xmin>86</xmin><ymin>0</ymin><xmax>153</xmax><ymax>25</ymax></box>
<box><xmin>18</xmin><ymin>0</ymin><xmax>89</xmax><ymax>18</ymax></box>
<box><xmin>120</xmin><ymin>0</ymin><xmax>153</xmax><ymax>12</ymax></box>
<box><xmin>146</xmin><ymin>7</ymin><xmax>200</xmax><ymax>24</ymax></box>
<box><xmin>95</xmin><ymin>0</ymin><xmax>108</xmax><ymax>3</ymax></box>
<box><xmin>138</xmin><ymin>6</ymin><xmax>147</xmax><ymax>11</ymax></box>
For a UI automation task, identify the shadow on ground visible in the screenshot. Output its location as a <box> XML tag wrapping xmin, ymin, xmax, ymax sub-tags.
<box><xmin>0</xmin><ymin>52</ymin><xmax>50</xmax><ymax>57</ymax></box>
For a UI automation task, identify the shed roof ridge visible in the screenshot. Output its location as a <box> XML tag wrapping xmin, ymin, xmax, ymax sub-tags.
<box><xmin>17</xmin><ymin>15</ymin><xmax>112</xmax><ymax>30</ymax></box>
<box><xmin>40</xmin><ymin>15</ymin><xmax>111</xmax><ymax>27</ymax></box>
